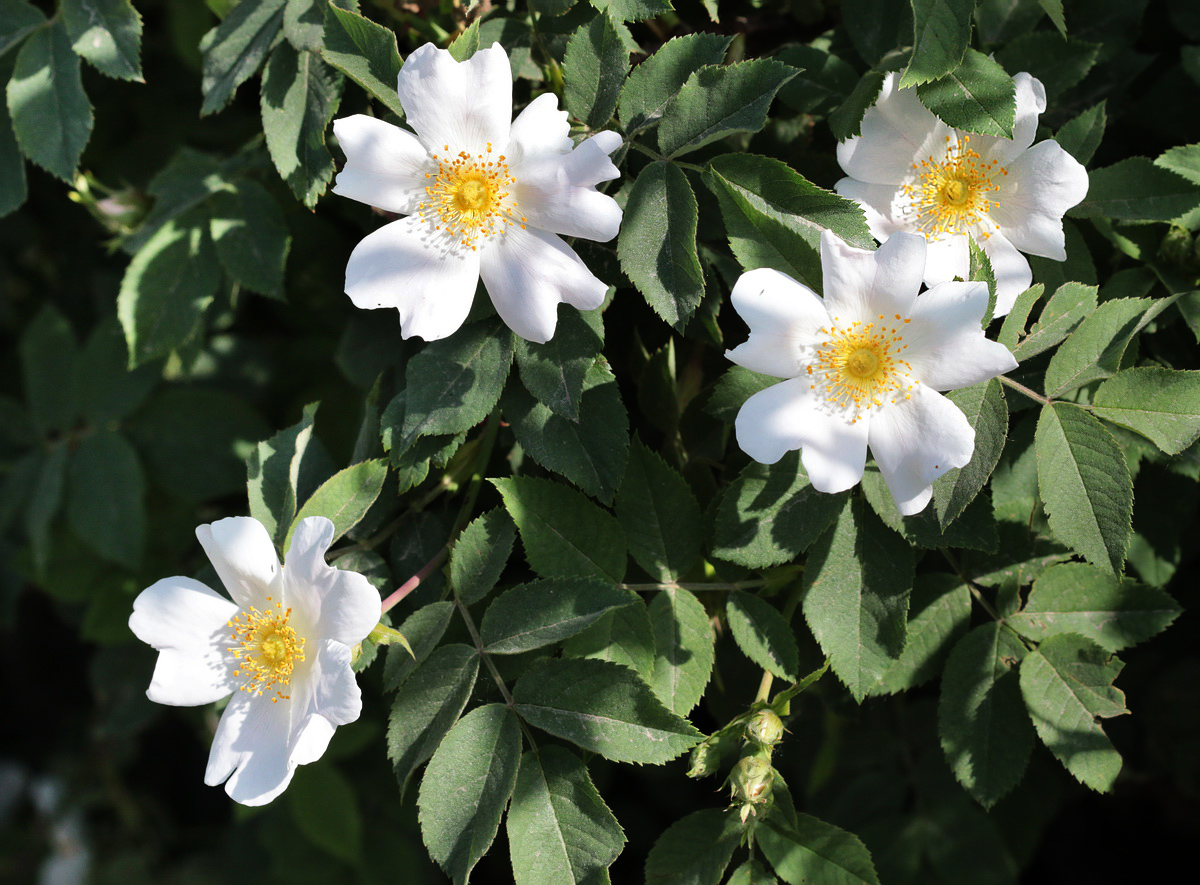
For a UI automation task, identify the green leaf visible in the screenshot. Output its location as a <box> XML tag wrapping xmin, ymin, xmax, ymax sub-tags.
<box><xmin>828</xmin><ymin>70</ymin><xmax>885</xmax><ymax>141</ymax></box>
<box><xmin>493</xmin><ymin>476</ymin><xmax>626</xmax><ymax>582</ymax></box>
<box><xmin>996</xmin><ymin>33</ymin><xmax>1099</xmax><ymax>100</ymax></box>
<box><xmin>802</xmin><ymin>498</ymin><xmax>913</xmax><ymax>701</ymax></box>
<box><xmin>705</xmin><ymin>365</ymin><xmax>777</xmax><ymax>425</ymax></box>
<box><xmin>1037</xmin><ymin>0</ymin><xmax>1067</xmax><ymax>36</ymax></box>
<box><xmin>862</xmin><ymin>470</ymin><xmax>999</xmax><ymax>553</ymax></box>
<box><xmin>938</xmin><ymin>622</ymin><xmax>1034</xmax><ymax>807</ymax></box>
<box><xmin>712</xmin><ymin>452</ymin><xmax>847</xmax><ymax>569</ymax></box>
<box><xmin>917</xmin><ymin>49</ymin><xmax>1015</xmax><ymax>138</ymax></box>
<box><xmin>644</xmin><ymin>809</ymin><xmax>742</xmax><ymax>885</ymax></box>
<box><xmin>120</xmin><ymin>148</ymin><xmax>226</xmax><ymax>255</ymax></box>
<box><xmin>117</xmin><ymin>212</ymin><xmax>219</xmax><ymax>368</ymax></box>
<box><xmin>1055</xmin><ymin>102</ymin><xmax>1106</xmax><ymax>166</ymax></box>
<box><xmin>899</xmin><ymin>0</ymin><xmax>974</xmax><ymax>88</ymax></box>
<box><xmin>246</xmin><ymin>404</ymin><xmax>317</xmax><ymax>548</ymax></box>
<box><xmin>1093</xmin><ymin>367</ymin><xmax>1200</xmax><ymax>455</ymax></box>
<box><xmin>513</xmin><ymin>308</ymin><xmax>603</xmax><ymax>422</ymax></box>
<box><xmin>513</xmin><ymin>658</ymin><xmax>701</xmax><ymax>764</ymax></box>
<box><xmin>727</xmin><ymin>860</ymin><xmax>778</xmax><ymax>885</ymax></box>
<box><xmin>1018</xmin><ymin>633</ymin><xmax>1127</xmax><ymax>792</ymax></box>
<box><xmin>504</xmin><ymin>363</ymin><xmax>630</xmax><ymax>504</ymax></box>
<box><xmin>125</xmin><ymin>388</ymin><xmax>269</xmax><ymax>502</ymax></box>
<box><xmin>388</xmin><ymin>644</ymin><xmax>479</xmax><ymax>796</ymax></box>
<box><xmin>19</xmin><ymin>304</ymin><xmax>79</xmax><ymax>436</ymax></box>
<box><xmin>1035</xmin><ymin>403</ymin><xmax>1132</xmax><ymax>574</ymax></box>
<box><xmin>775</xmin><ymin>44</ymin><xmax>859</xmax><ymax>117</ymax></box>
<box><xmin>648</xmin><ymin>587</ymin><xmax>714</xmax><ymax>716</ymax></box>
<box><xmin>76</xmin><ymin>317</ymin><xmax>156</xmax><ymax>425</ymax></box>
<box><xmin>1043</xmin><ymin>297</ymin><xmax>1151</xmax><ymax>397</ymax></box>
<box><xmin>283</xmin><ymin>0</ymin><xmax>354</xmax><ymax>51</ymax></box>
<box><xmin>931</xmin><ymin>380</ymin><xmax>1008</xmax><ymax>529</ymax></box>
<box><xmin>418</xmin><ymin>704</ymin><xmax>522</xmax><ymax>883</ymax></box>
<box><xmin>704</xmin><ymin>152</ymin><xmax>874</xmax><ymax>293</ymax></box>
<box><xmin>261</xmin><ymin>43</ymin><xmax>341</xmax><ymax>207</ymax></box>
<box><xmin>589</xmin><ymin>0</ymin><xmax>673</xmax><ymax>21</ymax></box>
<box><xmin>758</xmin><ymin>816</ymin><xmax>880</xmax><ymax>885</ymax></box>
<box><xmin>398</xmin><ymin>317</ymin><xmax>514</xmax><ymax>450</ymax></box>
<box><xmin>450</xmin><ymin>508</ymin><xmax>516</xmax><ymax>605</ymax></box>
<box><xmin>66</xmin><ymin>430</ymin><xmax>144</xmax><ymax>568</ymax></box>
<box><xmin>562</xmin><ymin>600</ymin><xmax>656</xmax><ymax>681</ymax></box>
<box><xmin>62</xmin><ymin>0</ymin><xmax>143</xmax><ymax>81</ymax></box>
<box><xmin>726</xmin><ymin>590</ymin><xmax>800</xmax><ymax>681</ymax></box>
<box><xmin>382</xmin><ymin>600</ymin><xmax>456</xmax><ymax>692</ymax></box>
<box><xmin>563</xmin><ymin>12</ymin><xmax>628</xmax><ymax>129</ymax></box>
<box><xmin>481</xmin><ymin>578</ymin><xmax>637</xmax><ymax>654</ymax></box>
<box><xmin>0</xmin><ymin>80</ymin><xmax>26</xmax><ymax>217</ymax></box>
<box><xmin>25</xmin><ymin>444</ymin><xmax>66</xmax><ymax>574</ymax></box>
<box><xmin>7</xmin><ymin>19</ymin><xmax>93</xmax><ymax>181</ymax></box>
<box><xmin>287</xmin><ymin>764</ymin><xmax>362</xmax><ymax>864</ymax></box>
<box><xmin>1009</xmin><ymin>562</ymin><xmax>1180</xmax><ymax>652</ymax></box>
<box><xmin>209</xmin><ymin>179</ymin><xmax>291</xmax><ymax>298</ymax></box>
<box><xmin>657</xmin><ymin>59</ymin><xmax>797</xmax><ymax>159</ymax></box>
<box><xmin>618</xmin><ymin>161</ymin><xmax>705</xmax><ymax>330</ymax></box>
<box><xmin>614</xmin><ymin>438</ymin><xmax>701</xmax><ymax>583</ymax></box>
<box><xmin>996</xmin><ymin>283</ymin><xmax>1042</xmax><ymax>352</ymax></box>
<box><xmin>285</xmin><ymin>458</ymin><xmax>388</xmax><ymax>551</ymax></box>
<box><xmin>199</xmin><ymin>0</ymin><xmax>285</xmax><ymax>115</ymax></box>
<box><xmin>507</xmin><ymin>746</ymin><xmax>626</xmax><ymax>885</ymax></box>
<box><xmin>618</xmin><ymin>32</ymin><xmax>730</xmax><ymax>133</ymax></box>
<box><xmin>1010</xmin><ymin>281</ymin><xmax>1097</xmax><ymax>362</ymax></box>
<box><xmin>876</xmin><ymin>573</ymin><xmax>971</xmax><ymax>695</ymax></box>
<box><xmin>1072</xmin><ymin>158</ymin><xmax>1200</xmax><ymax>222</ymax></box>
<box><xmin>0</xmin><ymin>1</ymin><xmax>44</xmax><ymax>58</ymax></box>
<box><xmin>841</xmin><ymin>0</ymin><xmax>912</xmax><ymax>67</ymax></box>
<box><xmin>320</xmin><ymin>2</ymin><xmax>406</xmax><ymax>119</ymax></box>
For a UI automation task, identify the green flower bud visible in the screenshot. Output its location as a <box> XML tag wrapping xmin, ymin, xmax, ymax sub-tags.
<box><xmin>745</xmin><ymin>709</ymin><xmax>784</xmax><ymax>747</ymax></box>
<box><xmin>687</xmin><ymin>739</ymin><xmax>724</xmax><ymax>779</ymax></box>
<box><xmin>1160</xmin><ymin>225</ymin><xmax>1196</xmax><ymax>269</ymax></box>
<box><xmin>731</xmin><ymin>754</ymin><xmax>774</xmax><ymax>805</ymax></box>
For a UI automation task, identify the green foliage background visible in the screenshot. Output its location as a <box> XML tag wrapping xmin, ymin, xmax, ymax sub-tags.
<box><xmin>3</xmin><ymin>0</ymin><xmax>1200</xmax><ymax>882</ymax></box>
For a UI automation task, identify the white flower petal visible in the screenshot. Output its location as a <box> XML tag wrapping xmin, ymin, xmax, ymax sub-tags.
<box><xmin>834</xmin><ymin>177</ymin><xmax>906</xmax><ymax>241</ymax></box>
<box><xmin>821</xmin><ymin>230</ymin><xmax>926</xmax><ymax>322</ymax></box>
<box><xmin>990</xmin><ymin>140</ymin><xmax>1089</xmax><ymax>260</ymax></box>
<box><xmin>478</xmin><ymin>224</ymin><xmax>606</xmax><ymax>343</ymax></box>
<box><xmin>968</xmin><ymin>72</ymin><xmax>1047</xmax><ymax>167</ymax></box>
<box><xmin>206</xmin><ymin>692</ymin><xmax>296</xmax><ymax>807</ymax></box>
<box><xmin>512</xmin><ymin>131</ymin><xmax>623</xmax><ymax>242</ymax></box>
<box><xmin>506</xmin><ymin>92</ymin><xmax>572</xmax><ymax>163</ymax></box>
<box><xmin>129</xmin><ymin>576</ymin><xmax>238</xmax><ymax>706</ymax></box>
<box><xmin>869</xmin><ymin>386</ymin><xmax>976</xmax><ymax>515</ymax></box>
<box><xmin>290</xmin><ymin>715</ymin><xmax>337</xmax><ymax>767</ymax></box>
<box><xmin>904</xmin><ymin>281</ymin><xmax>1019</xmax><ymax>390</ymax></box>
<box><xmin>195</xmin><ymin>517</ymin><xmax>280</xmax><ymax>610</ymax></box>
<box><xmin>344</xmin><ymin>216</ymin><xmax>482</xmax><ymax>341</ymax></box>
<box><xmin>397</xmin><ymin>42</ymin><xmax>512</xmax><ymax>155</ymax></box>
<box><xmin>837</xmin><ymin>72</ymin><xmax>954</xmax><ymax>185</ymax></box>
<box><xmin>284</xmin><ymin>517</ymin><xmax>380</xmax><ymax>647</ymax></box>
<box><xmin>726</xmin><ymin>267</ymin><xmax>829</xmax><ymax>378</ymax></box>
<box><xmin>331</xmin><ymin>115</ymin><xmax>430</xmax><ymax>214</ymax></box>
<box><xmin>307</xmin><ymin>640</ymin><xmax>363</xmax><ymax>727</ymax></box>
<box><xmin>978</xmin><ymin>230</ymin><xmax>1033</xmax><ymax>317</ymax></box>
<box><xmin>921</xmin><ymin>233</ymin><xmax>971</xmax><ymax>286</ymax></box>
<box><xmin>735</xmin><ymin>377</ymin><xmax>869</xmax><ymax>493</ymax></box>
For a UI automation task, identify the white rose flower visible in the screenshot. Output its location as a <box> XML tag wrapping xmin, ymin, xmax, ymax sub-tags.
<box><xmin>727</xmin><ymin>230</ymin><xmax>1018</xmax><ymax>516</ymax></box>
<box><xmin>128</xmin><ymin>516</ymin><xmax>380</xmax><ymax>806</ymax></box>
<box><xmin>332</xmin><ymin>42</ymin><xmax>623</xmax><ymax>343</ymax></box>
<box><xmin>835</xmin><ymin>71</ymin><xmax>1089</xmax><ymax>316</ymax></box>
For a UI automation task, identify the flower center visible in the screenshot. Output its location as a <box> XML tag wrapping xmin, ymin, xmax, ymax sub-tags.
<box><xmin>228</xmin><ymin>597</ymin><xmax>305</xmax><ymax>703</ymax></box>
<box><xmin>420</xmin><ymin>143</ymin><xmax>525</xmax><ymax>250</ymax></box>
<box><xmin>901</xmin><ymin>135</ymin><xmax>1007</xmax><ymax>239</ymax></box>
<box><xmin>806</xmin><ymin>315</ymin><xmax>914</xmax><ymax>420</ymax></box>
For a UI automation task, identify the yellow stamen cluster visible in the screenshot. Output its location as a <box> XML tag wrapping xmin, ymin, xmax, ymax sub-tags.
<box><xmin>228</xmin><ymin>597</ymin><xmax>305</xmax><ymax>703</ymax></box>
<box><xmin>807</xmin><ymin>314</ymin><xmax>914</xmax><ymax>421</ymax></box>
<box><xmin>419</xmin><ymin>143</ymin><xmax>526</xmax><ymax>250</ymax></box>
<box><xmin>901</xmin><ymin>135</ymin><xmax>1008</xmax><ymax>239</ymax></box>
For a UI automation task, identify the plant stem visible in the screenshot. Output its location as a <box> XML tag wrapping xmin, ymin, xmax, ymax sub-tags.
<box><xmin>998</xmin><ymin>374</ymin><xmax>1051</xmax><ymax>406</ymax></box>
